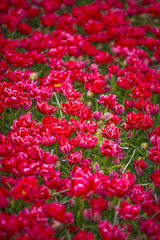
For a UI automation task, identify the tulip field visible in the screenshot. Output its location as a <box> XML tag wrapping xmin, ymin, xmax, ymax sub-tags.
<box><xmin>0</xmin><ymin>0</ymin><xmax>160</xmax><ymax>239</ymax></box>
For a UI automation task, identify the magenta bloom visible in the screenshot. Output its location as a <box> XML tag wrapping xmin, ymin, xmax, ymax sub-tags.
<box><xmin>78</xmin><ymin>133</ymin><xmax>98</xmax><ymax>149</ymax></box>
<box><xmin>116</xmin><ymin>200</ymin><xmax>140</xmax><ymax>220</ymax></box>
<box><xmin>99</xmin><ymin>220</ymin><xmax>128</xmax><ymax>240</ymax></box>
<box><xmin>73</xmin><ymin>230</ymin><xmax>94</xmax><ymax>240</ymax></box>
<box><xmin>148</xmin><ymin>146</ymin><xmax>160</xmax><ymax>165</ymax></box>
<box><xmin>68</xmin><ymin>150</ymin><xmax>83</xmax><ymax>164</ymax></box>
<box><xmin>11</xmin><ymin>176</ymin><xmax>50</xmax><ymax>202</ymax></box>
<box><xmin>101</xmin><ymin>123</ymin><xmax>120</xmax><ymax>139</ymax></box>
<box><xmin>122</xmin><ymin>112</ymin><xmax>154</xmax><ymax>130</ymax></box>
<box><xmin>150</xmin><ymin>169</ymin><xmax>160</xmax><ymax>188</ymax></box>
<box><xmin>100</xmin><ymin>139</ymin><xmax>121</xmax><ymax>158</ymax></box>
<box><xmin>0</xmin><ymin>186</ymin><xmax>9</xmax><ymax>208</ymax></box>
<box><xmin>36</xmin><ymin>101</ymin><xmax>57</xmax><ymax>115</ymax></box>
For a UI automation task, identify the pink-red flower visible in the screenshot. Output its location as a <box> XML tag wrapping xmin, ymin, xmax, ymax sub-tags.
<box><xmin>148</xmin><ymin>146</ymin><xmax>160</xmax><ymax>165</ymax></box>
<box><xmin>100</xmin><ymin>139</ymin><xmax>122</xmax><ymax>158</ymax></box>
<box><xmin>11</xmin><ymin>176</ymin><xmax>51</xmax><ymax>202</ymax></box>
<box><xmin>133</xmin><ymin>158</ymin><xmax>148</xmax><ymax>176</ymax></box>
<box><xmin>67</xmin><ymin>150</ymin><xmax>83</xmax><ymax>165</ymax></box>
<box><xmin>0</xmin><ymin>186</ymin><xmax>9</xmax><ymax>208</ymax></box>
<box><xmin>150</xmin><ymin>169</ymin><xmax>160</xmax><ymax>188</ymax></box>
<box><xmin>116</xmin><ymin>200</ymin><xmax>140</xmax><ymax>220</ymax></box>
<box><xmin>89</xmin><ymin>197</ymin><xmax>109</xmax><ymax>212</ymax></box>
<box><xmin>122</xmin><ymin>112</ymin><xmax>154</xmax><ymax>130</ymax></box>
<box><xmin>101</xmin><ymin>123</ymin><xmax>120</xmax><ymax>139</ymax></box>
<box><xmin>78</xmin><ymin>133</ymin><xmax>98</xmax><ymax>149</ymax></box>
<box><xmin>73</xmin><ymin>230</ymin><xmax>94</xmax><ymax>240</ymax></box>
<box><xmin>36</xmin><ymin>101</ymin><xmax>57</xmax><ymax>115</ymax></box>
<box><xmin>99</xmin><ymin>220</ymin><xmax>129</xmax><ymax>240</ymax></box>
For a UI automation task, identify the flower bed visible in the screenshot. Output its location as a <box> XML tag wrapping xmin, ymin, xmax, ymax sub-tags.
<box><xmin>0</xmin><ymin>0</ymin><xmax>160</xmax><ymax>239</ymax></box>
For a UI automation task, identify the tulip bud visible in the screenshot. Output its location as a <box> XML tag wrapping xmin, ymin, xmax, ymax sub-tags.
<box><xmin>98</xmin><ymin>120</ymin><xmax>103</xmax><ymax>128</ymax></box>
<box><xmin>97</xmin><ymin>44</ymin><xmax>103</xmax><ymax>50</ymax></box>
<box><xmin>87</xmin><ymin>91</ymin><xmax>94</xmax><ymax>98</ymax></box>
<box><xmin>149</xmin><ymin>136</ymin><xmax>158</xmax><ymax>146</ymax></box>
<box><xmin>54</xmin><ymin>161</ymin><xmax>61</xmax><ymax>171</ymax></box>
<box><xmin>69</xmin><ymin>198</ymin><xmax>76</xmax><ymax>207</ymax></box>
<box><xmin>107</xmin><ymin>201</ymin><xmax>114</xmax><ymax>211</ymax></box>
<box><xmin>141</xmin><ymin>142</ymin><xmax>147</xmax><ymax>150</ymax></box>
<box><xmin>92</xmin><ymin>163</ymin><xmax>100</xmax><ymax>172</ymax></box>
<box><xmin>92</xmin><ymin>110</ymin><xmax>102</xmax><ymax>120</ymax></box>
<box><xmin>127</xmin><ymin>131</ymin><xmax>132</xmax><ymax>138</ymax></box>
<box><xmin>103</xmin><ymin>112</ymin><xmax>112</xmax><ymax>121</ymax></box>
<box><xmin>30</xmin><ymin>72</ymin><xmax>38</xmax><ymax>81</ymax></box>
<box><xmin>86</xmin><ymin>100</ymin><xmax>92</xmax><ymax>109</ymax></box>
<box><xmin>113</xmin><ymin>104</ymin><xmax>124</xmax><ymax>115</ymax></box>
<box><xmin>52</xmin><ymin>221</ymin><xmax>63</xmax><ymax>231</ymax></box>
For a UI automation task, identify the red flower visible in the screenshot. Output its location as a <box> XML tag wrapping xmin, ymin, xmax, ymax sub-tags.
<box><xmin>11</xmin><ymin>176</ymin><xmax>50</xmax><ymax>202</ymax></box>
<box><xmin>40</xmin><ymin>13</ymin><xmax>58</xmax><ymax>27</ymax></box>
<box><xmin>150</xmin><ymin>169</ymin><xmax>160</xmax><ymax>188</ymax></box>
<box><xmin>68</xmin><ymin>167</ymin><xmax>100</xmax><ymax>197</ymax></box>
<box><xmin>101</xmin><ymin>124</ymin><xmax>120</xmax><ymax>139</ymax></box>
<box><xmin>18</xmin><ymin>23</ymin><xmax>32</xmax><ymax>35</ymax></box>
<box><xmin>68</xmin><ymin>150</ymin><xmax>83</xmax><ymax>164</ymax></box>
<box><xmin>148</xmin><ymin>146</ymin><xmax>160</xmax><ymax>165</ymax></box>
<box><xmin>11</xmin><ymin>176</ymin><xmax>38</xmax><ymax>202</ymax></box>
<box><xmin>84</xmin><ymin>20</ymin><xmax>103</xmax><ymax>35</ymax></box>
<box><xmin>36</xmin><ymin>101</ymin><xmax>57</xmax><ymax>115</ymax></box>
<box><xmin>129</xmin><ymin>85</ymin><xmax>151</xmax><ymax>99</ymax></box>
<box><xmin>44</xmin><ymin>202</ymin><xmax>74</xmax><ymax>224</ymax></box>
<box><xmin>73</xmin><ymin>230</ymin><xmax>94</xmax><ymax>240</ymax></box>
<box><xmin>89</xmin><ymin>197</ymin><xmax>109</xmax><ymax>212</ymax></box>
<box><xmin>133</xmin><ymin>158</ymin><xmax>148</xmax><ymax>176</ymax></box>
<box><xmin>116</xmin><ymin>200</ymin><xmax>140</xmax><ymax>220</ymax></box>
<box><xmin>99</xmin><ymin>220</ymin><xmax>129</xmax><ymax>240</ymax></box>
<box><xmin>100</xmin><ymin>139</ymin><xmax>122</xmax><ymax>158</ymax></box>
<box><xmin>97</xmin><ymin>94</ymin><xmax>117</xmax><ymax>109</ymax></box>
<box><xmin>79</xmin><ymin>120</ymin><xmax>98</xmax><ymax>134</ymax></box>
<box><xmin>140</xmin><ymin>219</ymin><xmax>160</xmax><ymax>238</ymax></box>
<box><xmin>103</xmin><ymin>172</ymin><xmax>135</xmax><ymax>198</ymax></box>
<box><xmin>0</xmin><ymin>186</ymin><xmax>9</xmax><ymax>208</ymax></box>
<box><xmin>122</xmin><ymin>112</ymin><xmax>154</xmax><ymax>130</ymax></box>
<box><xmin>78</xmin><ymin>133</ymin><xmax>97</xmax><ymax>149</ymax></box>
<box><xmin>81</xmin><ymin>41</ymin><xmax>97</xmax><ymax>56</ymax></box>
<box><xmin>61</xmin><ymin>100</ymin><xmax>92</xmax><ymax>120</ymax></box>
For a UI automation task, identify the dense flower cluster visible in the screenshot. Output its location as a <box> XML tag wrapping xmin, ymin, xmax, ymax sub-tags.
<box><xmin>0</xmin><ymin>0</ymin><xmax>160</xmax><ymax>239</ymax></box>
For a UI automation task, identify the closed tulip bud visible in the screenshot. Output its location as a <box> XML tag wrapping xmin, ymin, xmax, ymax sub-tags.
<box><xmin>52</xmin><ymin>221</ymin><xmax>63</xmax><ymax>231</ymax></box>
<box><xmin>30</xmin><ymin>72</ymin><xmax>38</xmax><ymax>81</ymax></box>
<box><xmin>141</xmin><ymin>142</ymin><xmax>147</xmax><ymax>150</ymax></box>
<box><xmin>107</xmin><ymin>201</ymin><xmax>114</xmax><ymax>211</ymax></box>
<box><xmin>149</xmin><ymin>135</ymin><xmax>157</xmax><ymax>145</ymax></box>
<box><xmin>103</xmin><ymin>112</ymin><xmax>112</xmax><ymax>121</ymax></box>
<box><xmin>87</xmin><ymin>91</ymin><xmax>94</xmax><ymax>98</ymax></box>
<box><xmin>54</xmin><ymin>161</ymin><xmax>61</xmax><ymax>171</ymax></box>
<box><xmin>98</xmin><ymin>120</ymin><xmax>104</xmax><ymax>128</ymax></box>
<box><xmin>69</xmin><ymin>198</ymin><xmax>76</xmax><ymax>207</ymax></box>
<box><xmin>92</xmin><ymin>163</ymin><xmax>100</xmax><ymax>172</ymax></box>
<box><xmin>92</xmin><ymin>110</ymin><xmax>102</xmax><ymax>120</ymax></box>
<box><xmin>86</xmin><ymin>100</ymin><xmax>92</xmax><ymax>109</ymax></box>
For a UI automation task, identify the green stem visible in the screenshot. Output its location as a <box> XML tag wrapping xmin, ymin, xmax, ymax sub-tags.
<box><xmin>104</xmin><ymin>104</ymin><xmax>108</xmax><ymax>115</ymax></box>
<box><xmin>1</xmin><ymin>108</ymin><xmax>6</xmax><ymax>134</ymax></box>
<box><xmin>103</xmin><ymin>157</ymin><xmax>108</xmax><ymax>169</ymax></box>
<box><xmin>54</xmin><ymin>92</ymin><xmax>63</xmax><ymax>119</ymax></box>
<box><xmin>65</xmin><ymin>153</ymin><xmax>72</xmax><ymax>171</ymax></box>
<box><xmin>76</xmin><ymin>197</ymin><xmax>83</xmax><ymax>228</ymax></box>
<box><xmin>129</xmin><ymin>128</ymin><xmax>135</xmax><ymax>145</ymax></box>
